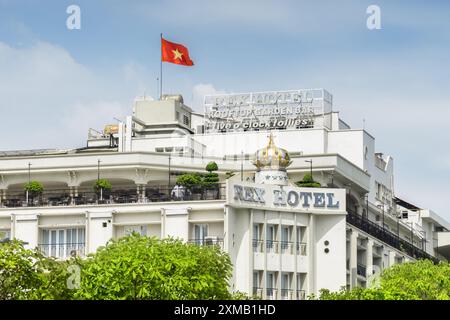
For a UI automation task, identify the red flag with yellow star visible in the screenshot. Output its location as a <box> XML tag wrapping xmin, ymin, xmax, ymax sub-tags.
<box><xmin>161</xmin><ymin>37</ymin><xmax>194</xmax><ymax>66</ymax></box>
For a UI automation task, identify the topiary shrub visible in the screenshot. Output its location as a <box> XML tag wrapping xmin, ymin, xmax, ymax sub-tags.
<box><xmin>24</xmin><ymin>181</ymin><xmax>44</xmax><ymax>197</ymax></box>
<box><xmin>205</xmin><ymin>161</ymin><xmax>218</xmax><ymax>173</ymax></box>
<box><xmin>176</xmin><ymin>174</ymin><xmax>202</xmax><ymax>188</ymax></box>
<box><xmin>295</xmin><ymin>174</ymin><xmax>321</xmax><ymax>188</ymax></box>
<box><xmin>93</xmin><ymin>179</ymin><xmax>112</xmax><ymax>193</ymax></box>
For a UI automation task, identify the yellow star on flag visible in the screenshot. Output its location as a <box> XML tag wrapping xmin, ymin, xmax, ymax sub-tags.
<box><xmin>172</xmin><ymin>48</ymin><xmax>183</xmax><ymax>60</ymax></box>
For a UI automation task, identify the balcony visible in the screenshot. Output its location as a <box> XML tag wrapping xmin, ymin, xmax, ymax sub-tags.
<box><xmin>280</xmin><ymin>289</ymin><xmax>294</xmax><ymax>300</ymax></box>
<box><xmin>252</xmin><ymin>240</ymin><xmax>307</xmax><ymax>255</ymax></box>
<box><xmin>266</xmin><ymin>288</ymin><xmax>278</xmax><ymax>300</ymax></box>
<box><xmin>357</xmin><ymin>263</ymin><xmax>366</xmax><ymax>278</ymax></box>
<box><xmin>188</xmin><ymin>237</ymin><xmax>224</xmax><ymax>249</ymax></box>
<box><xmin>346</xmin><ymin>211</ymin><xmax>438</xmax><ymax>263</ymax></box>
<box><xmin>296</xmin><ymin>290</ymin><xmax>306</xmax><ymax>300</ymax></box>
<box><xmin>1</xmin><ymin>184</ymin><xmax>226</xmax><ymax>208</ymax></box>
<box><xmin>252</xmin><ymin>287</ymin><xmax>263</xmax><ymax>298</ymax></box>
<box><xmin>38</xmin><ymin>242</ymin><xmax>85</xmax><ymax>259</ymax></box>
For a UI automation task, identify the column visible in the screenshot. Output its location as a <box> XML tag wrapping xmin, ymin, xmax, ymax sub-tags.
<box><xmin>141</xmin><ymin>184</ymin><xmax>146</xmax><ymax>202</ymax></box>
<box><xmin>349</xmin><ymin>230</ymin><xmax>358</xmax><ymax>289</ymax></box>
<box><xmin>388</xmin><ymin>251</ymin><xmax>396</xmax><ymax>267</ymax></box>
<box><xmin>308</xmin><ymin>214</ymin><xmax>315</xmax><ymax>295</ymax></box>
<box><xmin>136</xmin><ymin>185</ymin><xmax>141</xmax><ymax>202</ymax></box>
<box><xmin>263</xmin><ymin>211</ymin><xmax>267</xmax><ymax>299</ymax></box>
<box><xmin>365</xmin><ymin>239</ymin><xmax>373</xmax><ymax>282</ymax></box>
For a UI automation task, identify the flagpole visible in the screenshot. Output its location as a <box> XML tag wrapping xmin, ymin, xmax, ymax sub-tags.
<box><xmin>160</xmin><ymin>33</ymin><xmax>163</xmax><ymax>100</ymax></box>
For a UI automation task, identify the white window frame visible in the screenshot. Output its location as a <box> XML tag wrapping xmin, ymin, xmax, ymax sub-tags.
<box><xmin>41</xmin><ymin>227</ymin><xmax>85</xmax><ymax>259</ymax></box>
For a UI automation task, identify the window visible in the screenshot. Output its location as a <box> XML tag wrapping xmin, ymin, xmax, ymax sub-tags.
<box><xmin>124</xmin><ymin>225</ymin><xmax>147</xmax><ymax>236</ymax></box>
<box><xmin>40</xmin><ymin>228</ymin><xmax>85</xmax><ymax>259</ymax></box>
<box><xmin>0</xmin><ymin>229</ymin><xmax>10</xmax><ymax>241</ymax></box>
<box><xmin>155</xmin><ymin>147</ymin><xmax>164</xmax><ymax>152</ymax></box>
<box><xmin>281</xmin><ymin>226</ymin><xmax>291</xmax><ymax>253</ymax></box>
<box><xmin>281</xmin><ymin>273</ymin><xmax>290</xmax><ymax>299</ymax></box>
<box><xmin>266</xmin><ymin>272</ymin><xmax>275</xmax><ymax>296</ymax></box>
<box><xmin>194</xmin><ymin>224</ymin><xmax>208</xmax><ymax>244</ymax></box>
<box><xmin>176</xmin><ymin>111</ymin><xmax>180</xmax><ymax>121</ymax></box>
<box><xmin>253</xmin><ymin>224</ymin><xmax>260</xmax><ymax>240</ymax></box>
<box><xmin>253</xmin><ymin>272</ymin><xmax>259</xmax><ymax>290</ymax></box>
<box><xmin>266</xmin><ymin>224</ymin><xmax>276</xmax><ymax>251</ymax></box>
<box><xmin>183</xmin><ymin>115</ymin><xmax>189</xmax><ymax>126</ymax></box>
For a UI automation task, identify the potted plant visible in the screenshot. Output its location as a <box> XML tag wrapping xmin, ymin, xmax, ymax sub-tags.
<box><xmin>93</xmin><ymin>179</ymin><xmax>112</xmax><ymax>200</ymax></box>
<box><xmin>203</xmin><ymin>161</ymin><xmax>220</xmax><ymax>199</ymax></box>
<box><xmin>176</xmin><ymin>173</ymin><xmax>202</xmax><ymax>200</ymax></box>
<box><xmin>24</xmin><ymin>181</ymin><xmax>44</xmax><ymax>204</ymax></box>
<box><xmin>295</xmin><ymin>174</ymin><xmax>321</xmax><ymax>188</ymax></box>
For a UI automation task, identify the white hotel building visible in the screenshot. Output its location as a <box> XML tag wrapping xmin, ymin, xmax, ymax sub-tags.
<box><xmin>1</xmin><ymin>88</ymin><xmax>449</xmax><ymax>299</ymax></box>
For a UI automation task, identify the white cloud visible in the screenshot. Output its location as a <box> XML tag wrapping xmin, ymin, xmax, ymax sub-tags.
<box><xmin>190</xmin><ymin>83</ymin><xmax>226</xmax><ymax>111</ymax></box>
<box><xmin>0</xmin><ymin>41</ymin><xmax>149</xmax><ymax>150</ymax></box>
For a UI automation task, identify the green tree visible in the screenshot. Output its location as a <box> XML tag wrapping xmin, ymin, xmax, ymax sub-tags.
<box><xmin>295</xmin><ymin>173</ymin><xmax>321</xmax><ymax>188</ymax></box>
<box><xmin>316</xmin><ymin>260</ymin><xmax>450</xmax><ymax>300</ymax></box>
<box><xmin>176</xmin><ymin>173</ymin><xmax>202</xmax><ymax>187</ymax></box>
<box><xmin>74</xmin><ymin>234</ymin><xmax>233</xmax><ymax>300</ymax></box>
<box><xmin>204</xmin><ymin>162</ymin><xmax>219</xmax><ymax>187</ymax></box>
<box><xmin>0</xmin><ymin>239</ymin><xmax>75</xmax><ymax>300</ymax></box>
<box><xmin>93</xmin><ymin>178</ymin><xmax>112</xmax><ymax>192</ymax></box>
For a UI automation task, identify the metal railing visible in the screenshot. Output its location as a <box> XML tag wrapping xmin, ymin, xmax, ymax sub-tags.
<box><xmin>1</xmin><ymin>184</ymin><xmax>226</xmax><ymax>208</ymax></box>
<box><xmin>38</xmin><ymin>242</ymin><xmax>85</xmax><ymax>259</ymax></box>
<box><xmin>280</xmin><ymin>289</ymin><xmax>294</xmax><ymax>300</ymax></box>
<box><xmin>346</xmin><ymin>211</ymin><xmax>438</xmax><ymax>263</ymax></box>
<box><xmin>266</xmin><ymin>288</ymin><xmax>277</xmax><ymax>300</ymax></box>
<box><xmin>253</xmin><ymin>287</ymin><xmax>305</xmax><ymax>300</ymax></box>
<box><xmin>187</xmin><ymin>238</ymin><xmax>224</xmax><ymax>248</ymax></box>
<box><xmin>252</xmin><ymin>240</ymin><xmax>307</xmax><ymax>255</ymax></box>
<box><xmin>296</xmin><ymin>290</ymin><xmax>306</xmax><ymax>300</ymax></box>
<box><xmin>357</xmin><ymin>263</ymin><xmax>366</xmax><ymax>277</ymax></box>
<box><xmin>253</xmin><ymin>287</ymin><xmax>263</xmax><ymax>298</ymax></box>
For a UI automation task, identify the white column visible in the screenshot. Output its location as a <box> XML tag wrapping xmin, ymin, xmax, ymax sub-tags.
<box><xmin>263</xmin><ymin>211</ymin><xmax>267</xmax><ymax>299</ymax></box>
<box><xmin>125</xmin><ymin>116</ymin><xmax>132</xmax><ymax>152</ymax></box>
<box><xmin>308</xmin><ymin>213</ymin><xmax>315</xmax><ymax>295</ymax></box>
<box><xmin>349</xmin><ymin>230</ymin><xmax>358</xmax><ymax>289</ymax></box>
<box><xmin>388</xmin><ymin>251</ymin><xmax>396</xmax><ymax>267</ymax></box>
<box><xmin>366</xmin><ymin>239</ymin><xmax>373</xmax><ymax>280</ymax></box>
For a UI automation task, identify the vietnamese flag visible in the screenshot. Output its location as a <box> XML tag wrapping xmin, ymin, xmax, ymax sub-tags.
<box><xmin>161</xmin><ymin>37</ymin><xmax>194</xmax><ymax>66</ymax></box>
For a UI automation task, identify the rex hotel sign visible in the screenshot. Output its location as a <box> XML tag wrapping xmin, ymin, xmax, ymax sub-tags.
<box><xmin>228</xmin><ymin>182</ymin><xmax>346</xmax><ymax>213</ymax></box>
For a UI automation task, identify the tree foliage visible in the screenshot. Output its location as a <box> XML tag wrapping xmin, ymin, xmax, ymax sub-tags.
<box><xmin>0</xmin><ymin>239</ymin><xmax>74</xmax><ymax>300</ymax></box>
<box><xmin>295</xmin><ymin>173</ymin><xmax>321</xmax><ymax>188</ymax></box>
<box><xmin>74</xmin><ymin>234</ymin><xmax>233</xmax><ymax>300</ymax></box>
<box><xmin>24</xmin><ymin>181</ymin><xmax>44</xmax><ymax>195</ymax></box>
<box><xmin>316</xmin><ymin>260</ymin><xmax>450</xmax><ymax>300</ymax></box>
<box><xmin>176</xmin><ymin>173</ymin><xmax>203</xmax><ymax>187</ymax></box>
<box><xmin>205</xmin><ymin>161</ymin><xmax>218</xmax><ymax>172</ymax></box>
<box><xmin>93</xmin><ymin>178</ymin><xmax>112</xmax><ymax>192</ymax></box>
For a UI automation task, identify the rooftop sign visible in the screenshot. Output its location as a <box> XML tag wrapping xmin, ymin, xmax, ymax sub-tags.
<box><xmin>203</xmin><ymin>89</ymin><xmax>332</xmax><ymax>133</ymax></box>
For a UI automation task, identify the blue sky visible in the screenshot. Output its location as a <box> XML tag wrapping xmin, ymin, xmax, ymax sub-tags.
<box><xmin>0</xmin><ymin>1</ymin><xmax>449</xmax><ymax>217</ymax></box>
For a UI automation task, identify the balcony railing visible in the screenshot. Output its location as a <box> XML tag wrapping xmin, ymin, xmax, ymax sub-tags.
<box><xmin>187</xmin><ymin>238</ymin><xmax>224</xmax><ymax>248</ymax></box>
<box><xmin>38</xmin><ymin>242</ymin><xmax>85</xmax><ymax>259</ymax></box>
<box><xmin>346</xmin><ymin>211</ymin><xmax>438</xmax><ymax>263</ymax></box>
<box><xmin>266</xmin><ymin>288</ymin><xmax>277</xmax><ymax>300</ymax></box>
<box><xmin>296</xmin><ymin>290</ymin><xmax>306</xmax><ymax>300</ymax></box>
<box><xmin>1</xmin><ymin>184</ymin><xmax>226</xmax><ymax>208</ymax></box>
<box><xmin>254</xmin><ymin>287</ymin><xmax>305</xmax><ymax>300</ymax></box>
<box><xmin>252</xmin><ymin>240</ymin><xmax>307</xmax><ymax>255</ymax></box>
<box><xmin>357</xmin><ymin>263</ymin><xmax>366</xmax><ymax>277</ymax></box>
<box><xmin>280</xmin><ymin>289</ymin><xmax>294</xmax><ymax>300</ymax></box>
<box><xmin>253</xmin><ymin>287</ymin><xmax>263</xmax><ymax>298</ymax></box>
